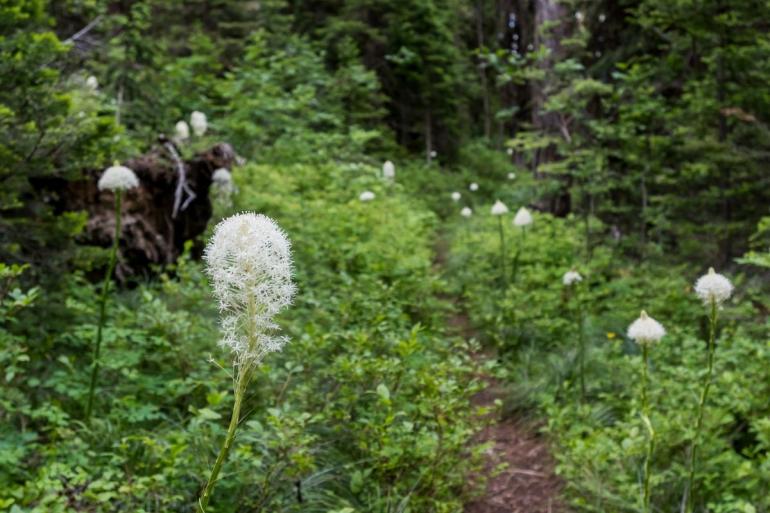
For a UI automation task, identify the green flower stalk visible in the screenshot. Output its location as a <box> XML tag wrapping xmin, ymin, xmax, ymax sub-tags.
<box><xmin>511</xmin><ymin>207</ymin><xmax>532</xmax><ymax>283</ymax></box>
<box><xmin>199</xmin><ymin>213</ymin><xmax>296</xmax><ymax>512</ymax></box>
<box><xmin>491</xmin><ymin>200</ymin><xmax>509</xmax><ymax>283</ymax></box>
<box><xmin>627</xmin><ymin>310</ymin><xmax>666</xmax><ymax>513</ymax></box>
<box><xmin>563</xmin><ymin>269</ymin><xmax>585</xmax><ymax>399</ymax></box>
<box><xmin>686</xmin><ymin>268</ymin><xmax>733</xmax><ymax>513</ymax></box>
<box><xmin>85</xmin><ymin>164</ymin><xmax>139</xmax><ymax>421</ymax></box>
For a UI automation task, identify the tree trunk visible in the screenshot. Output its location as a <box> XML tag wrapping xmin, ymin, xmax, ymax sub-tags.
<box><xmin>531</xmin><ymin>0</ymin><xmax>567</xmax><ymax>166</ymax></box>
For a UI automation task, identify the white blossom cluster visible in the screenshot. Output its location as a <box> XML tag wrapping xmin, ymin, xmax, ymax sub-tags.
<box><xmin>204</xmin><ymin>213</ymin><xmax>296</xmax><ymax>364</ymax></box>
<box><xmin>212</xmin><ymin>168</ymin><xmax>233</xmax><ymax>188</ymax></box>
<box><xmin>563</xmin><ymin>269</ymin><xmax>583</xmax><ymax>286</ymax></box>
<box><xmin>627</xmin><ymin>311</ymin><xmax>666</xmax><ymax>345</ymax></box>
<box><xmin>191</xmin><ymin>111</ymin><xmax>208</xmax><ymax>136</ymax></box>
<box><xmin>211</xmin><ymin>168</ymin><xmax>235</xmax><ymax>202</ymax></box>
<box><xmin>98</xmin><ymin>165</ymin><xmax>139</xmax><ymax>192</ymax></box>
<box><xmin>86</xmin><ymin>75</ymin><xmax>99</xmax><ymax>91</ymax></box>
<box><xmin>451</xmin><ymin>192</ymin><xmax>461</xmax><ymax>202</ymax></box>
<box><xmin>359</xmin><ymin>191</ymin><xmax>375</xmax><ymax>202</ymax></box>
<box><xmin>175</xmin><ymin>121</ymin><xmax>190</xmax><ymax>141</ymax></box>
<box><xmin>469</xmin><ymin>182</ymin><xmax>479</xmax><ymax>192</ymax></box>
<box><xmin>382</xmin><ymin>160</ymin><xmax>395</xmax><ymax>180</ymax></box>
<box><xmin>513</xmin><ymin>207</ymin><xmax>533</xmax><ymax>227</ymax></box>
<box><xmin>491</xmin><ymin>200</ymin><xmax>509</xmax><ymax>216</ymax></box>
<box><xmin>694</xmin><ymin>268</ymin><xmax>733</xmax><ymax>306</ymax></box>
<box><xmin>461</xmin><ymin>207</ymin><xmax>472</xmax><ymax>218</ymax></box>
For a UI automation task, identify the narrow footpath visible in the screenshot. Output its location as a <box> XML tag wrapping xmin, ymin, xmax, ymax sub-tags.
<box><xmin>434</xmin><ymin>237</ymin><xmax>567</xmax><ymax>513</ymax></box>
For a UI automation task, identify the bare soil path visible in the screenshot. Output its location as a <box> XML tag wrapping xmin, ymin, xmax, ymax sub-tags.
<box><xmin>433</xmin><ymin>237</ymin><xmax>567</xmax><ymax>513</ymax></box>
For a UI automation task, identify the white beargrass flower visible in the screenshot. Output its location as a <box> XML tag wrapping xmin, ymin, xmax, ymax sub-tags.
<box><xmin>190</xmin><ymin>111</ymin><xmax>208</xmax><ymax>136</ymax></box>
<box><xmin>451</xmin><ymin>191</ymin><xmax>461</xmax><ymax>202</ymax></box>
<box><xmin>212</xmin><ymin>168</ymin><xmax>232</xmax><ymax>187</ymax></box>
<box><xmin>508</xmin><ymin>172</ymin><xmax>516</xmax><ymax>180</ymax></box>
<box><xmin>359</xmin><ymin>191</ymin><xmax>375</xmax><ymax>202</ymax></box>
<box><xmin>175</xmin><ymin>120</ymin><xmax>190</xmax><ymax>141</ymax></box>
<box><xmin>382</xmin><ymin>160</ymin><xmax>395</xmax><ymax>180</ymax></box>
<box><xmin>469</xmin><ymin>182</ymin><xmax>479</xmax><ymax>192</ymax></box>
<box><xmin>694</xmin><ymin>267</ymin><xmax>733</xmax><ymax>306</ymax></box>
<box><xmin>563</xmin><ymin>269</ymin><xmax>583</xmax><ymax>286</ymax></box>
<box><xmin>98</xmin><ymin>164</ymin><xmax>139</xmax><ymax>191</ymax></box>
<box><xmin>491</xmin><ymin>200</ymin><xmax>509</xmax><ymax>216</ymax></box>
<box><xmin>86</xmin><ymin>75</ymin><xmax>99</xmax><ymax>91</ymax></box>
<box><xmin>506</xmin><ymin>148</ymin><xmax>514</xmax><ymax>156</ymax></box>
<box><xmin>461</xmin><ymin>207</ymin><xmax>472</xmax><ymax>218</ymax></box>
<box><xmin>513</xmin><ymin>207</ymin><xmax>533</xmax><ymax>227</ymax></box>
<box><xmin>430</xmin><ymin>150</ymin><xmax>437</xmax><ymax>159</ymax></box>
<box><xmin>627</xmin><ymin>311</ymin><xmax>665</xmax><ymax>345</ymax></box>
<box><xmin>204</xmin><ymin>213</ymin><xmax>295</xmax><ymax>364</ymax></box>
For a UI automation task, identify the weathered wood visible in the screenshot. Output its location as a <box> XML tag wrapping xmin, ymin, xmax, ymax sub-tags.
<box><xmin>50</xmin><ymin>141</ymin><xmax>237</xmax><ymax>280</ymax></box>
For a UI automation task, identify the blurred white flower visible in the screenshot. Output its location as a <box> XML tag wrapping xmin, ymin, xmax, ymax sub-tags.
<box><xmin>86</xmin><ymin>75</ymin><xmax>98</xmax><ymax>91</ymax></box>
<box><xmin>429</xmin><ymin>150</ymin><xmax>437</xmax><ymax>159</ymax></box>
<box><xmin>98</xmin><ymin>164</ymin><xmax>139</xmax><ymax>192</ymax></box>
<box><xmin>575</xmin><ymin>10</ymin><xmax>584</xmax><ymax>22</ymax></box>
<box><xmin>507</xmin><ymin>172</ymin><xmax>516</xmax><ymax>180</ymax></box>
<box><xmin>212</xmin><ymin>168</ymin><xmax>232</xmax><ymax>187</ymax></box>
<box><xmin>461</xmin><ymin>207</ymin><xmax>472</xmax><ymax>218</ymax></box>
<box><xmin>359</xmin><ymin>191</ymin><xmax>375</xmax><ymax>202</ymax></box>
<box><xmin>694</xmin><ymin>268</ymin><xmax>733</xmax><ymax>306</ymax></box>
<box><xmin>451</xmin><ymin>191</ymin><xmax>461</xmax><ymax>202</ymax></box>
<box><xmin>190</xmin><ymin>111</ymin><xmax>208</xmax><ymax>136</ymax></box>
<box><xmin>382</xmin><ymin>160</ymin><xmax>395</xmax><ymax>180</ymax></box>
<box><xmin>506</xmin><ymin>148</ymin><xmax>514</xmax><ymax>156</ymax></box>
<box><xmin>599</xmin><ymin>13</ymin><xmax>607</xmax><ymax>22</ymax></box>
<box><xmin>513</xmin><ymin>207</ymin><xmax>533</xmax><ymax>227</ymax></box>
<box><xmin>175</xmin><ymin>120</ymin><xmax>190</xmax><ymax>141</ymax></box>
<box><xmin>469</xmin><ymin>182</ymin><xmax>479</xmax><ymax>192</ymax></box>
<box><xmin>563</xmin><ymin>269</ymin><xmax>583</xmax><ymax>286</ymax></box>
<box><xmin>491</xmin><ymin>200</ymin><xmax>509</xmax><ymax>216</ymax></box>
<box><xmin>627</xmin><ymin>311</ymin><xmax>666</xmax><ymax>345</ymax></box>
<box><xmin>204</xmin><ymin>213</ymin><xmax>295</xmax><ymax>363</ymax></box>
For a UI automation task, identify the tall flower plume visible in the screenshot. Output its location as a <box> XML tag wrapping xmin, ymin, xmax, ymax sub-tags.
<box><xmin>212</xmin><ymin>168</ymin><xmax>233</xmax><ymax>187</ymax></box>
<box><xmin>175</xmin><ymin>120</ymin><xmax>190</xmax><ymax>141</ymax></box>
<box><xmin>86</xmin><ymin>75</ymin><xmax>99</xmax><ymax>91</ymax></box>
<box><xmin>563</xmin><ymin>269</ymin><xmax>583</xmax><ymax>286</ymax></box>
<box><xmin>461</xmin><ymin>207</ymin><xmax>472</xmax><ymax>218</ymax></box>
<box><xmin>212</xmin><ymin>168</ymin><xmax>235</xmax><ymax>199</ymax></box>
<box><xmin>98</xmin><ymin>164</ymin><xmax>139</xmax><ymax>192</ymax></box>
<box><xmin>491</xmin><ymin>200</ymin><xmax>509</xmax><ymax>216</ymax></box>
<box><xmin>513</xmin><ymin>207</ymin><xmax>533</xmax><ymax>227</ymax></box>
<box><xmin>694</xmin><ymin>267</ymin><xmax>733</xmax><ymax>306</ymax></box>
<box><xmin>627</xmin><ymin>311</ymin><xmax>665</xmax><ymax>345</ymax></box>
<box><xmin>191</xmin><ymin>111</ymin><xmax>208</xmax><ymax>136</ymax></box>
<box><xmin>204</xmin><ymin>213</ymin><xmax>295</xmax><ymax>364</ymax></box>
<box><xmin>451</xmin><ymin>191</ymin><xmax>461</xmax><ymax>202</ymax></box>
<box><xmin>382</xmin><ymin>160</ymin><xmax>395</xmax><ymax>180</ymax></box>
<box><xmin>469</xmin><ymin>182</ymin><xmax>479</xmax><ymax>191</ymax></box>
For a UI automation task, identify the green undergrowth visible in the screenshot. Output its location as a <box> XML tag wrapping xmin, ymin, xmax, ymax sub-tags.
<box><xmin>1</xmin><ymin>161</ymin><xmax>487</xmax><ymax>512</ymax></box>
<box><xmin>445</xmin><ymin>205</ymin><xmax>770</xmax><ymax>512</ymax></box>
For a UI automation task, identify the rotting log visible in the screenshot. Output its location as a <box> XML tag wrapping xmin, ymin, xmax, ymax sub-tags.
<box><xmin>47</xmin><ymin>140</ymin><xmax>238</xmax><ymax>280</ymax></box>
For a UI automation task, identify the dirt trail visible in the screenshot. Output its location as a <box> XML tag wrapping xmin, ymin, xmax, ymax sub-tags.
<box><xmin>434</xmin><ymin>237</ymin><xmax>567</xmax><ymax>513</ymax></box>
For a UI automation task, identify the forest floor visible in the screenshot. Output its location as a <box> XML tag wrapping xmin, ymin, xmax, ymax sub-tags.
<box><xmin>433</xmin><ymin>236</ymin><xmax>567</xmax><ymax>513</ymax></box>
